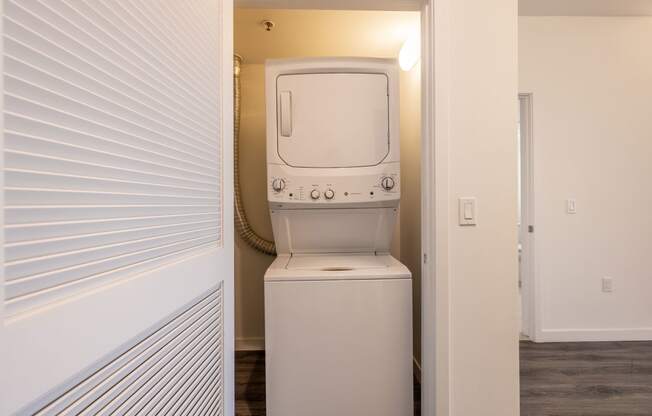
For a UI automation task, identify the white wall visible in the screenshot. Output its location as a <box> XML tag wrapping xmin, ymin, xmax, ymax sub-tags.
<box><xmin>520</xmin><ymin>17</ymin><xmax>652</xmax><ymax>341</ymax></box>
<box><xmin>428</xmin><ymin>0</ymin><xmax>520</xmax><ymax>414</ymax></box>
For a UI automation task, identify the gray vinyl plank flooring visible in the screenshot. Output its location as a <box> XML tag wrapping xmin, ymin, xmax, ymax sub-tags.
<box><xmin>235</xmin><ymin>351</ymin><xmax>266</xmax><ymax>416</ymax></box>
<box><xmin>520</xmin><ymin>341</ymin><xmax>652</xmax><ymax>416</ymax></box>
<box><xmin>236</xmin><ymin>342</ymin><xmax>652</xmax><ymax>416</ymax></box>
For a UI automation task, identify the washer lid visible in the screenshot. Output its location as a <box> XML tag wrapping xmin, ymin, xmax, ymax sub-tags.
<box><xmin>264</xmin><ymin>254</ymin><xmax>411</xmax><ymax>282</ymax></box>
<box><xmin>286</xmin><ymin>254</ymin><xmax>392</xmax><ymax>271</ymax></box>
<box><xmin>275</xmin><ymin>72</ymin><xmax>390</xmax><ymax>168</ymax></box>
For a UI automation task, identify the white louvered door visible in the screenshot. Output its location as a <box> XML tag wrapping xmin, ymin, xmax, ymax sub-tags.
<box><xmin>0</xmin><ymin>0</ymin><xmax>234</xmax><ymax>415</ymax></box>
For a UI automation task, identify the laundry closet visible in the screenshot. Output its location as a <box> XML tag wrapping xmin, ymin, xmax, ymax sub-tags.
<box><xmin>233</xmin><ymin>7</ymin><xmax>422</xmax><ymax>415</ymax></box>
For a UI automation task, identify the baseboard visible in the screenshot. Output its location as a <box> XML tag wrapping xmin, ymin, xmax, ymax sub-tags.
<box><xmin>235</xmin><ymin>337</ymin><xmax>265</xmax><ymax>351</ymax></box>
<box><xmin>536</xmin><ymin>328</ymin><xmax>652</xmax><ymax>343</ymax></box>
<box><xmin>413</xmin><ymin>357</ymin><xmax>421</xmax><ymax>383</ymax></box>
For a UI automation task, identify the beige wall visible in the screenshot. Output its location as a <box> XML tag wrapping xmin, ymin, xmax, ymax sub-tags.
<box><xmin>400</xmin><ymin>65</ymin><xmax>421</xmax><ymax>363</ymax></box>
<box><xmin>235</xmin><ymin>64</ymin><xmax>273</xmax><ymax>349</ymax></box>
<box><xmin>235</xmin><ymin>9</ymin><xmax>420</xmax><ymax>65</ymax></box>
<box><xmin>235</xmin><ymin>61</ymin><xmax>421</xmax><ymax>355</ymax></box>
<box><xmin>520</xmin><ymin>17</ymin><xmax>652</xmax><ymax>341</ymax></box>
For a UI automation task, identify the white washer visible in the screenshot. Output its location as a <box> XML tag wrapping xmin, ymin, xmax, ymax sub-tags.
<box><xmin>264</xmin><ymin>58</ymin><xmax>413</xmax><ymax>416</ymax></box>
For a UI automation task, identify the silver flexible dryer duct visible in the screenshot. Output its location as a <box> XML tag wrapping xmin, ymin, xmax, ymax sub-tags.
<box><xmin>234</xmin><ymin>54</ymin><xmax>276</xmax><ymax>255</ymax></box>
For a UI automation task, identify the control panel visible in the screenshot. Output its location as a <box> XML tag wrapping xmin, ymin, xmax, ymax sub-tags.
<box><xmin>267</xmin><ymin>165</ymin><xmax>400</xmax><ymax>204</ymax></box>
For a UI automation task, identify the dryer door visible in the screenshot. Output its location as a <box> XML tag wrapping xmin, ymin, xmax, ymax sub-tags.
<box><xmin>275</xmin><ymin>73</ymin><xmax>389</xmax><ymax>168</ymax></box>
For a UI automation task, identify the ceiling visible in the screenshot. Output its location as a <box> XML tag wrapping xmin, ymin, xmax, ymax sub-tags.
<box><xmin>235</xmin><ymin>0</ymin><xmax>422</xmax><ymax>11</ymax></box>
<box><xmin>520</xmin><ymin>0</ymin><xmax>652</xmax><ymax>16</ymax></box>
<box><xmin>236</xmin><ymin>0</ymin><xmax>652</xmax><ymax>16</ymax></box>
<box><xmin>234</xmin><ymin>9</ymin><xmax>420</xmax><ymax>64</ymax></box>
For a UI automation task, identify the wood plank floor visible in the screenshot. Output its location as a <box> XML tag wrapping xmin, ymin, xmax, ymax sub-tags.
<box><xmin>521</xmin><ymin>341</ymin><xmax>652</xmax><ymax>416</ymax></box>
<box><xmin>235</xmin><ymin>352</ymin><xmax>266</xmax><ymax>416</ymax></box>
<box><xmin>236</xmin><ymin>341</ymin><xmax>652</xmax><ymax>415</ymax></box>
<box><xmin>235</xmin><ymin>351</ymin><xmax>420</xmax><ymax>416</ymax></box>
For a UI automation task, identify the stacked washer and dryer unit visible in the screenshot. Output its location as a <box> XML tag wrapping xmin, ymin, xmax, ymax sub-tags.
<box><xmin>264</xmin><ymin>57</ymin><xmax>413</xmax><ymax>416</ymax></box>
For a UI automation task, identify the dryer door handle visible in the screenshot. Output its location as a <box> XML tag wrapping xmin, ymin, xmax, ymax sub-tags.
<box><xmin>279</xmin><ymin>91</ymin><xmax>293</xmax><ymax>137</ymax></box>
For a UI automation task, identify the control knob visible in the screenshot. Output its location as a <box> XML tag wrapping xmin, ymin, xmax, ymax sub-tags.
<box><xmin>310</xmin><ymin>189</ymin><xmax>321</xmax><ymax>200</ymax></box>
<box><xmin>324</xmin><ymin>189</ymin><xmax>335</xmax><ymax>200</ymax></box>
<box><xmin>272</xmin><ymin>178</ymin><xmax>286</xmax><ymax>192</ymax></box>
<box><xmin>381</xmin><ymin>176</ymin><xmax>395</xmax><ymax>191</ymax></box>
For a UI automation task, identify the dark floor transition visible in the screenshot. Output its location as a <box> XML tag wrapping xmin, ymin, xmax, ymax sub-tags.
<box><xmin>236</xmin><ymin>341</ymin><xmax>652</xmax><ymax>416</ymax></box>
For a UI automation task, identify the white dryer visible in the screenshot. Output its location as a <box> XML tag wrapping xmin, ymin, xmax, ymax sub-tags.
<box><xmin>264</xmin><ymin>57</ymin><xmax>413</xmax><ymax>416</ymax></box>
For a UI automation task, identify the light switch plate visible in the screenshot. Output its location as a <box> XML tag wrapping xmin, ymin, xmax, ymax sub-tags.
<box><xmin>567</xmin><ymin>199</ymin><xmax>577</xmax><ymax>214</ymax></box>
<box><xmin>602</xmin><ymin>277</ymin><xmax>613</xmax><ymax>293</ymax></box>
<box><xmin>459</xmin><ymin>197</ymin><xmax>477</xmax><ymax>226</ymax></box>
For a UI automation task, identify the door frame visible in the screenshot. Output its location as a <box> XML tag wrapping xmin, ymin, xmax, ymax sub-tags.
<box><xmin>232</xmin><ymin>1</ymin><xmax>445</xmax><ymax>415</ymax></box>
<box><xmin>420</xmin><ymin>1</ymin><xmax>451</xmax><ymax>414</ymax></box>
<box><xmin>222</xmin><ymin>0</ymin><xmax>236</xmax><ymax>413</ymax></box>
<box><xmin>518</xmin><ymin>93</ymin><xmax>536</xmax><ymax>340</ymax></box>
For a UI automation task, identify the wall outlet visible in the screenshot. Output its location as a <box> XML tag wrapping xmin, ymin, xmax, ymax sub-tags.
<box><xmin>602</xmin><ymin>277</ymin><xmax>613</xmax><ymax>293</ymax></box>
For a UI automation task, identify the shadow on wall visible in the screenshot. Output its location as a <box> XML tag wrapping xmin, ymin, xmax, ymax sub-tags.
<box><xmin>235</xmin><ymin>64</ymin><xmax>274</xmax><ymax>351</ymax></box>
<box><xmin>399</xmin><ymin>65</ymin><xmax>422</xmax><ymax>363</ymax></box>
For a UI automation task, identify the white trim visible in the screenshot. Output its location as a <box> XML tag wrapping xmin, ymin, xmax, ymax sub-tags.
<box><xmin>220</xmin><ymin>1</ymin><xmax>236</xmax><ymax>415</ymax></box>
<box><xmin>236</xmin><ymin>337</ymin><xmax>265</xmax><ymax>351</ymax></box>
<box><xmin>537</xmin><ymin>328</ymin><xmax>652</xmax><ymax>343</ymax></box>
<box><xmin>421</xmin><ymin>0</ymin><xmax>452</xmax><ymax>415</ymax></box>
<box><xmin>518</xmin><ymin>93</ymin><xmax>536</xmax><ymax>340</ymax></box>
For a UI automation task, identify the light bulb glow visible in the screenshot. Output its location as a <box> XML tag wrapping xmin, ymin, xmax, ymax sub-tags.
<box><xmin>399</xmin><ymin>32</ymin><xmax>420</xmax><ymax>71</ymax></box>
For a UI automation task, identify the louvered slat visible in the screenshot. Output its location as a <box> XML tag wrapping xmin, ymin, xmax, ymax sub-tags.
<box><xmin>3</xmin><ymin>0</ymin><xmax>222</xmax><ymax>316</ymax></box>
<box><xmin>32</xmin><ymin>287</ymin><xmax>224</xmax><ymax>416</ymax></box>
